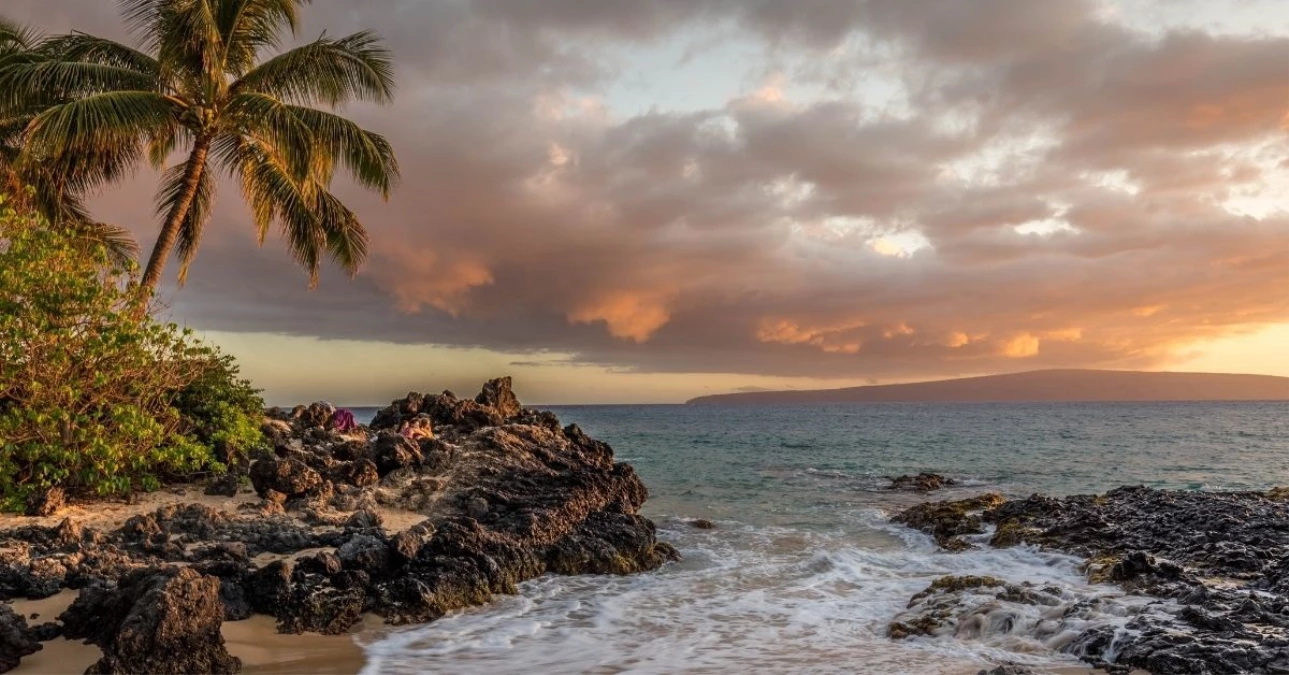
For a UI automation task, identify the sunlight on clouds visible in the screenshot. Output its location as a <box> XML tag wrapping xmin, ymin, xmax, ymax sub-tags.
<box><xmin>375</xmin><ymin>251</ymin><xmax>494</xmax><ymax>316</ymax></box>
<box><xmin>568</xmin><ymin>291</ymin><xmax>674</xmax><ymax>342</ymax></box>
<box><xmin>1133</xmin><ymin>305</ymin><xmax>1165</xmax><ymax>317</ymax></box>
<box><xmin>756</xmin><ymin>317</ymin><xmax>867</xmax><ymax>353</ymax></box>
<box><xmin>1014</xmin><ymin>219</ymin><xmax>1078</xmax><ymax>236</ymax></box>
<box><xmin>1175</xmin><ymin>323</ymin><xmax>1289</xmax><ymax>377</ymax></box>
<box><xmin>869</xmin><ymin>231</ymin><xmax>932</xmax><ymax>257</ymax></box>
<box><xmin>1001</xmin><ymin>334</ymin><xmax>1041</xmax><ymax>358</ymax></box>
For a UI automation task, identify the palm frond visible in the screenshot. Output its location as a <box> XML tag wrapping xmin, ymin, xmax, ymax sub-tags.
<box><xmin>120</xmin><ymin>0</ymin><xmax>222</xmax><ymax>88</ymax></box>
<box><xmin>233</xmin><ymin>137</ymin><xmax>367</xmax><ymax>285</ymax></box>
<box><xmin>311</xmin><ymin>185</ymin><xmax>368</xmax><ymax>276</ymax></box>
<box><xmin>282</xmin><ymin>104</ymin><xmax>398</xmax><ymax>196</ymax></box>
<box><xmin>238</xmin><ymin>139</ymin><xmax>320</xmax><ymax>283</ymax></box>
<box><xmin>25</xmin><ymin>90</ymin><xmax>178</xmax><ymax>158</ymax></box>
<box><xmin>36</xmin><ymin>32</ymin><xmax>161</xmax><ymax>75</ymax></box>
<box><xmin>216</xmin><ymin>0</ymin><xmax>307</xmax><ymax>76</ymax></box>
<box><xmin>156</xmin><ymin>158</ymin><xmax>215</xmax><ymax>284</ymax></box>
<box><xmin>0</xmin><ymin>17</ymin><xmax>41</xmax><ymax>56</ymax></box>
<box><xmin>232</xmin><ymin>30</ymin><xmax>394</xmax><ymax>106</ymax></box>
<box><xmin>224</xmin><ymin>93</ymin><xmax>397</xmax><ymax>196</ymax></box>
<box><xmin>146</xmin><ymin>123</ymin><xmax>187</xmax><ymax>168</ymax></box>
<box><xmin>0</xmin><ymin>60</ymin><xmax>158</xmax><ymax>111</ymax></box>
<box><xmin>221</xmin><ymin>91</ymin><xmax>312</xmax><ymax>179</ymax></box>
<box><xmin>67</xmin><ymin>219</ymin><xmax>140</xmax><ymax>266</ymax></box>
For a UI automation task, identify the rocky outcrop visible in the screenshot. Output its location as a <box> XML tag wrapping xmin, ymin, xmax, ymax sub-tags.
<box><xmin>0</xmin><ymin>378</ymin><xmax>675</xmax><ymax>674</ymax></box>
<box><xmin>476</xmin><ymin>376</ymin><xmax>522</xmax><ymax>419</ymax></box>
<box><xmin>368</xmin><ymin>378</ymin><xmax>527</xmax><ymax>436</ymax></box>
<box><xmin>890</xmin><ymin>494</ymin><xmax>1003</xmax><ymax>551</ymax></box>
<box><xmin>891</xmin><ymin>486</ymin><xmax>1289</xmax><ymax>674</ymax></box>
<box><xmin>0</xmin><ymin>603</ymin><xmax>40</xmax><ymax>673</ymax></box>
<box><xmin>61</xmin><ymin>567</ymin><xmax>240</xmax><ymax>674</ymax></box>
<box><xmin>886</xmin><ymin>472</ymin><xmax>958</xmax><ymax>492</ymax></box>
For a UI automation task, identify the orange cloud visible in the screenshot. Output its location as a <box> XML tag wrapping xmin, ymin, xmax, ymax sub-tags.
<box><xmin>1001</xmin><ymin>334</ymin><xmax>1041</xmax><ymax>358</ymax></box>
<box><xmin>568</xmin><ymin>291</ymin><xmax>674</xmax><ymax>342</ymax></box>
<box><xmin>374</xmin><ymin>250</ymin><xmax>494</xmax><ymax>316</ymax></box>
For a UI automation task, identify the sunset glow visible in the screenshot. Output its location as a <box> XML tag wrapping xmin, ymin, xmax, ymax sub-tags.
<box><xmin>9</xmin><ymin>0</ymin><xmax>1287</xmax><ymax>404</ymax></box>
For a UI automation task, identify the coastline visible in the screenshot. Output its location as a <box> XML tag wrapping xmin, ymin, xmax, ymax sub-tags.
<box><xmin>0</xmin><ymin>380</ymin><xmax>677</xmax><ymax>675</ymax></box>
<box><xmin>2</xmin><ymin>390</ymin><xmax>1283</xmax><ymax>674</ymax></box>
<box><xmin>5</xmin><ymin>590</ymin><xmax>1110</xmax><ymax>675</ymax></box>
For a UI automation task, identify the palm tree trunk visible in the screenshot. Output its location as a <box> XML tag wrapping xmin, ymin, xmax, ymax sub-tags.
<box><xmin>140</xmin><ymin>136</ymin><xmax>212</xmax><ymax>293</ymax></box>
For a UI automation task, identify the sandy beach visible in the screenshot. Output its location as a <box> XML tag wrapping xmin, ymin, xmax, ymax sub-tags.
<box><xmin>0</xmin><ymin>484</ymin><xmax>430</xmax><ymax>675</ymax></box>
<box><xmin>7</xmin><ymin>590</ymin><xmax>373</xmax><ymax>675</ymax></box>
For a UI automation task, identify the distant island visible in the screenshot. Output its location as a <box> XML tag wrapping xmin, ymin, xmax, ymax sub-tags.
<box><xmin>686</xmin><ymin>369</ymin><xmax>1289</xmax><ymax>405</ymax></box>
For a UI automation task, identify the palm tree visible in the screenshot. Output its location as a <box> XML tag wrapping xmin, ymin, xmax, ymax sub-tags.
<box><xmin>0</xmin><ymin>17</ymin><xmax>138</xmax><ymax>265</ymax></box>
<box><xmin>0</xmin><ymin>0</ymin><xmax>398</xmax><ymax>291</ymax></box>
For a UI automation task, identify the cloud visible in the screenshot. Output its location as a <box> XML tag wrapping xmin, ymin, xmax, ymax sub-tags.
<box><xmin>6</xmin><ymin>0</ymin><xmax>1287</xmax><ymax>385</ymax></box>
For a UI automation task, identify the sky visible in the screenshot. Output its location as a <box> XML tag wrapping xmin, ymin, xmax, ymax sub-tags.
<box><xmin>6</xmin><ymin>0</ymin><xmax>1289</xmax><ymax>404</ymax></box>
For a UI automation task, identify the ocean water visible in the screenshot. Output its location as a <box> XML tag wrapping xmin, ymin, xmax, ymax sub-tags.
<box><xmin>353</xmin><ymin>402</ymin><xmax>1289</xmax><ymax>674</ymax></box>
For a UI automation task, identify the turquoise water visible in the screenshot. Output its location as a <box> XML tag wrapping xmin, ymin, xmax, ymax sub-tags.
<box><xmin>551</xmin><ymin>401</ymin><xmax>1289</xmax><ymax>526</ymax></box>
<box><xmin>357</xmin><ymin>402</ymin><xmax>1289</xmax><ymax>674</ymax></box>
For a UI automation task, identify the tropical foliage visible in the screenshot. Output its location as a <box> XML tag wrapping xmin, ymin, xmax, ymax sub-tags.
<box><xmin>0</xmin><ymin>17</ymin><xmax>138</xmax><ymax>265</ymax></box>
<box><xmin>168</xmin><ymin>350</ymin><xmax>266</xmax><ymax>468</ymax></box>
<box><xmin>0</xmin><ymin>0</ymin><xmax>399</xmax><ymax>292</ymax></box>
<box><xmin>0</xmin><ymin>194</ymin><xmax>263</xmax><ymax>508</ymax></box>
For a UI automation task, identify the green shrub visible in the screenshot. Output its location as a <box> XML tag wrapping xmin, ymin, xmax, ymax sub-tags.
<box><xmin>0</xmin><ymin>194</ymin><xmax>232</xmax><ymax>508</ymax></box>
<box><xmin>169</xmin><ymin>350</ymin><xmax>267</xmax><ymax>469</ymax></box>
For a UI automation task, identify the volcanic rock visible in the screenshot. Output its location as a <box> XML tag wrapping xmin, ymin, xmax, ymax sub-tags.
<box><xmin>60</xmin><ymin>567</ymin><xmax>240</xmax><ymax>674</ymax></box>
<box><xmin>887</xmin><ymin>472</ymin><xmax>958</xmax><ymax>492</ymax></box>
<box><xmin>0</xmin><ymin>377</ymin><xmax>675</xmax><ymax>672</ymax></box>
<box><xmin>0</xmin><ymin>603</ymin><xmax>40</xmax><ymax>673</ymax></box>
<box><xmin>249</xmin><ymin>459</ymin><xmax>322</xmax><ymax>499</ymax></box>
<box><xmin>23</xmin><ymin>488</ymin><xmax>65</xmax><ymax>517</ymax></box>
<box><xmin>892</xmin><ymin>486</ymin><xmax>1289</xmax><ymax>674</ymax></box>
<box><xmin>475</xmin><ymin>376</ymin><xmax>522</xmax><ymax>420</ymax></box>
<box><xmin>204</xmin><ymin>473</ymin><xmax>240</xmax><ymax>497</ymax></box>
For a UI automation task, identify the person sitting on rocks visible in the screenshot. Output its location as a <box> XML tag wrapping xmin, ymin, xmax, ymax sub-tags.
<box><xmin>398</xmin><ymin>414</ymin><xmax>434</xmax><ymax>440</ymax></box>
<box><xmin>329</xmin><ymin>408</ymin><xmax>358</xmax><ymax>433</ymax></box>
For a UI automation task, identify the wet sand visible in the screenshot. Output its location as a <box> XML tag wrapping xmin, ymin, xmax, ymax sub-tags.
<box><xmin>227</xmin><ymin>616</ymin><xmax>370</xmax><ymax>675</ymax></box>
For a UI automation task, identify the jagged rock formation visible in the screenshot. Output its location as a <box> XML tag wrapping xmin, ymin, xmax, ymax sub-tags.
<box><xmin>0</xmin><ymin>378</ymin><xmax>677</xmax><ymax>674</ymax></box>
<box><xmin>891</xmin><ymin>486</ymin><xmax>1289</xmax><ymax>674</ymax></box>
<box><xmin>61</xmin><ymin>567</ymin><xmax>240</xmax><ymax>674</ymax></box>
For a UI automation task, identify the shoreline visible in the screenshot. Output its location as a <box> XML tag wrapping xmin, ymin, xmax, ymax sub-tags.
<box><xmin>3</xmin><ymin>592</ymin><xmax>1112</xmax><ymax>675</ymax></box>
<box><xmin>0</xmin><ymin>379</ymin><xmax>678</xmax><ymax>675</ymax></box>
